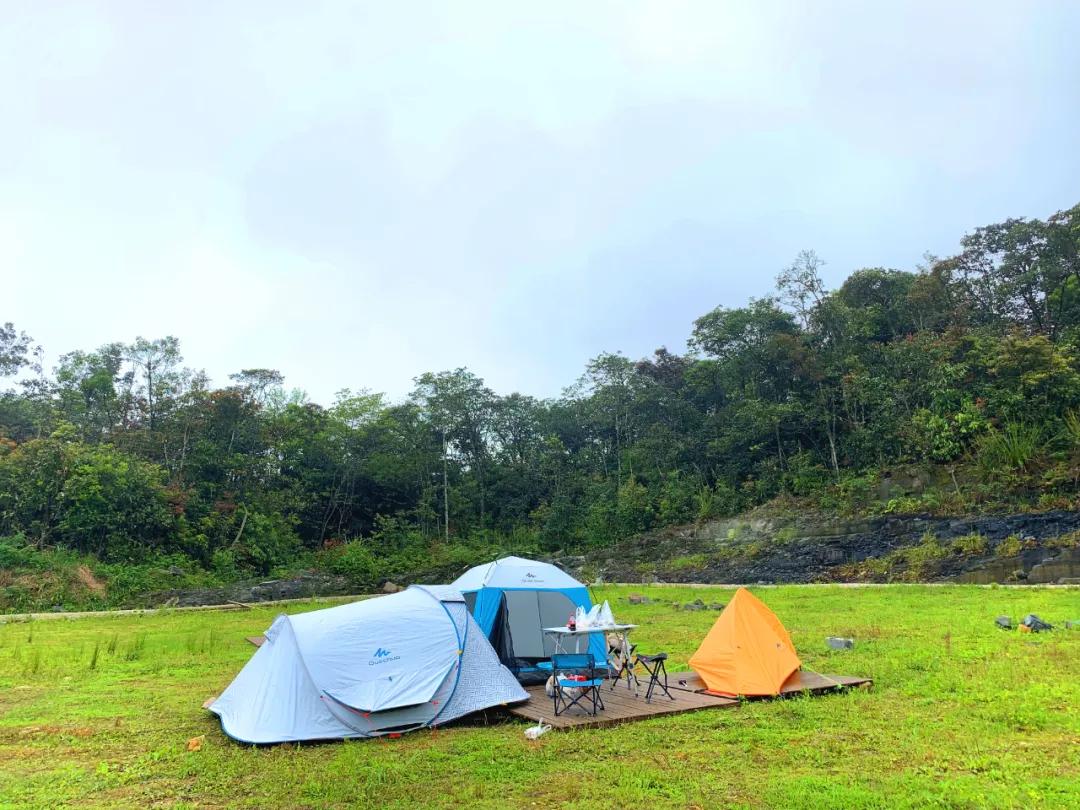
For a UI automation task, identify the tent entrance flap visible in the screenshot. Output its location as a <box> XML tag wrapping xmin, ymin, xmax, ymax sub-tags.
<box><xmin>489</xmin><ymin>593</ymin><xmax>517</xmax><ymax>668</ymax></box>
<box><xmin>503</xmin><ymin>590</ymin><xmax>577</xmax><ymax>658</ymax></box>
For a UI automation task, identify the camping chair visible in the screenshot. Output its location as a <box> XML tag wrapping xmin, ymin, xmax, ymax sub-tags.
<box><xmin>634</xmin><ymin>652</ymin><xmax>674</xmax><ymax>703</ymax></box>
<box><xmin>607</xmin><ymin>633</ymin><xmax>639</xmax><ymax>692</ymax></box>
<box><xmin>551</xmin><ymin>653</ymin><xmax>606</xmax><ymax>717</ymax></box>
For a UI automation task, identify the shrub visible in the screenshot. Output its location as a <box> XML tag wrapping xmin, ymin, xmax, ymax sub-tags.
<box><xmin>695</xmin><ymin>481</ymin><xmax>743</xmax><ymax>521</ymax></box>
<box><xmin>656</xmin><ymin>473</ymin><xmax>696</xmax><ymax>525</ymax></box>
<box><xmin>995</xmin><ymin>535</ymin><xmax>1023</xmax><ymax>558</ymax></box>
<box><xmin>950</xmin><ymin>533</ymin><xmax>988</xmax><ymax>556</ymax></box>
<box><xmin>325</xmin><ymin>541</ymin><xmax>379</xmax><ymax>588</ymax></box>
<box><xmin>230</xmin><ymin>510</ymin><xmax>301</xmax><ymax>575</ymax></box>
<box><xmin>904</xmin><ymin>532</ymin><xmax>949</xmax><ymax>580</ymax></box>
<box><xmin>977</xmin><ymin>423</ymin><xmax>1043</xmax><ymax>476</ymax></box>
<box><xmin>615</xmin><ymin>477</ymin><xmax>654</xmax><ymax>538</ymax></box>
<box><xmin>666</xmin><ymin>554</ymin><xmax>709</xmax><ymax>572</ymax></box>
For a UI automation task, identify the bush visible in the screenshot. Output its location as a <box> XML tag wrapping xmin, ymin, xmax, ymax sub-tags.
<box><xmin>782</xmin><ymin>451</ymin><xmax>831</xmax><ymax>496</ymax></box>
<box><xmin>325</xmin><ymin>541</ymin><xmax>379</xmax><ymax>588</ymax></box>
<box><xmin>903</xmin><ymin>532</ymin><xmax>950</xmax><ymax>580</ymax></box>
<box><xmin>615</xmin><ymin>477</ymin><xmax>653</xmax><ymax>538</ymax></box>
<box><xmin>950</xmin><ymin>533</ymin><xmax>988</xmax><ymax>555</ymax></box>
<box><xmin>977</xmin><ymin>423</ymin><xmax>1043</xmax><ymax>476</ymax></box>
<box><xmin>58</xmin><ymin>446</ymin><xmax>176</xmax><ymax>562</ymax></box>
<box><xmin>912</xmin><ymin>400</ymin><xmax>988</xmax><ymax>463</ymax></box>
<box><xmin>656</xmin><ymin>473</ymin><xmax>696</xmax><ymax>525</ymax></box>
<box><xmin>995</xmin><ymin>535</ymin><xmax>1023</xmax><ymax>558</ymax></box>
<box><xmin>695</xmin><ymin>480</ymin><xmax>743</xmax><ymax>521</ymax></box>
<box><xmin>230</xmin><ymin>510</ymin><xmax>302</xmax><ymax>575</ymax></box>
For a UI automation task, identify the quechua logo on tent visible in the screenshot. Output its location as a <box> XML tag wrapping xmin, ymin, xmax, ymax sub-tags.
<box><xmin>368</xmin><ymin>647</ymin><xmax>401</xmax><ymax>666</ymax></box>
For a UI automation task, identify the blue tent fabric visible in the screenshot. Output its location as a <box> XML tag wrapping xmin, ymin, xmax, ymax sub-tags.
<box><xmin>473</xmin><ymin>587</ymin><xmax>505</xmax><ymax>637</ymax></box>
<box><xmin>208</xmin><ymin>586</ymin><xmax>526</xmax><ymax>744</ymax></box>
<box><xmin>452</xmin><ymin>558</ymin><xmax>607</xmax><ymax>669</ymax></box>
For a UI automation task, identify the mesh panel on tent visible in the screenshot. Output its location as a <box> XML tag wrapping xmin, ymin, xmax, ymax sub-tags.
<box><xmin>436</xmin><ymin>605</ymin><xmax>530</xmax><ymax>724</ymax></box>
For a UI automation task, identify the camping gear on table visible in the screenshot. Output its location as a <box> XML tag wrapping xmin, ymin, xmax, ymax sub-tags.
<box><xmin>573</xmin><ymin>600</ymin><xmax>617</xmax><ymax>631</ymax></box>
<box><xmin>452</xmin><ymin>556</ymin><xmax>607</xmax><ymax>682</ymax></box>
<box><xmin>543</xmin><ymin>623</ymin><xmax>638</xmax><ymax>662</ymax></box>
<box><xmin>596</xmin><ymin>600</ymin><xmax>615</xmax><ymax>628</ymax></box>
<box><xmin>1021</xmin><ymin>614</ymin><xmax>1053</xmax><ymax>632</ymax></box>
<box><xmin>551</xmin><ymin>653</ymin><xmax>606</xmax><ymax>717</ymax></box>
<box><xmin>688</xmin><ymin>587</ymin><xmax>802</xmax><ymax>697</ymax></box>
<box><xmin>207</xmin><ymin>585</ymin><xmax>527</xmax><ymax>744</ymax></box>
<box><xmin>575</xmin><ymin>604</ymin><xmax>596</xmax><ymax>630</ymax></box>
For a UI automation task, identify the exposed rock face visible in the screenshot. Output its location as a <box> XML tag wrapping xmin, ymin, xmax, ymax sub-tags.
<box><xmin>574</xmin><ymin>510</ymin><xmax>1080</xmax><ymax>585</ymax></box>
<box><xmin>147</xmin><ymin>572</ymin><xmax>353</xmax><ymax>608</ymax></box>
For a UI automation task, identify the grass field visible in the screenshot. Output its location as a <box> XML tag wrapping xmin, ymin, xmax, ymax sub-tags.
<box><xmin>1</xmin><ymin>585</ymin><xmax>1078</xmax><ymax>809</ymax></box>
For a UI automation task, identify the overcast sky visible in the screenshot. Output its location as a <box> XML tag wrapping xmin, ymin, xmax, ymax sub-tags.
<box><xmin>4</xmin><ymin>2</ymin><xmax>1079</xmax><ymax>403</ymax></box>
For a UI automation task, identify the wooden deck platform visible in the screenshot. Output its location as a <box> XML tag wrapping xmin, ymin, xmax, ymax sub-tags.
<box><xmin>670</xmin><ymin>670</ymin><xmax>872</xmax><ymax>698</ymax></box>
<box><xmin>505</xmin><ymin>682</ymin><xmax>737</xmax><ymax>730</ymax></box>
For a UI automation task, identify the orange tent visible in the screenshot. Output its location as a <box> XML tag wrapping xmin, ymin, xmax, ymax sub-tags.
<box><xmin>688</xmin><ymin>587</ymin><xmax>801</xmax><ymax>696</ymax></box>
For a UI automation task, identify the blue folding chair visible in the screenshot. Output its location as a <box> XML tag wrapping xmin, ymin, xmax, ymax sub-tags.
<box><xmin>551</xmin><ymin>653</ymin><xmax>606</xmax><ymax>717</ymax></box>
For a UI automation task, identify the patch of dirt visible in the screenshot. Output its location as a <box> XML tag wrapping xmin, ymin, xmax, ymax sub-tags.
<box><xmin>76</xmin><ymin>565</ymin><xmax>106</xmax><ymax>595</ymax></box>
<box><xmin>11</xmin><ymin>725</ymin><xmax>94</xmax><ymax>739</ymax></box>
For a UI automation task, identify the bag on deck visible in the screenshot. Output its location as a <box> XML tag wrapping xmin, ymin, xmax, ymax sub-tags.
<box><xmin>1021</xmin><ymin>614</ymin><xmax>1053</xmax><ymax>632</ymax></box>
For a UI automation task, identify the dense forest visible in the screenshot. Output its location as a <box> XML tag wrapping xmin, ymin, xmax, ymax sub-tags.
<box><xmin>3</xmin><ymin>202</ymin><xmax>1080</xmax><ymax>600</ymax></box>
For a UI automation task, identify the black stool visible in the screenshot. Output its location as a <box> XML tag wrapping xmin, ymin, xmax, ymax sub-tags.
<box><xmin>635</xmin><ymin>652</ymin><xmax>674</xmax><ymax>703</ymax></box>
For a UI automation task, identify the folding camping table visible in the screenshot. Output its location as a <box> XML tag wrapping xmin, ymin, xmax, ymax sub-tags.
<box><xmin>542</xmin><ymin>624</ymin><xmax>639</xmax><ymax>692</ymax></box>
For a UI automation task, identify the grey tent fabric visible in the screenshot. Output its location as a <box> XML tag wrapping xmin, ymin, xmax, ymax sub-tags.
<box><xmin>502</xmin><ymin>590</ymin><xmax>578</xmax><ymax>658</ymax></box>
<box><xmin>208</xmin><ymin>586</ymin><xmax>526</xmax><ymax>744</ymax></box>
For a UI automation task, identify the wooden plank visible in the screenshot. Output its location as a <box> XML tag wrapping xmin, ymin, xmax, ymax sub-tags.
<box><xmin>506</xmin><ymin>682</ymin><xmax>737</xmax><ymax>730</ymax></box>
<box><xmin>245</xmin><ymin>635</ymin><xmax>265</xmax><ymax>647</ymax></box>
<box><xmin>669</xmin><ymin>670</ymin><xmax>872</xmax><ymax>698</ymax></box>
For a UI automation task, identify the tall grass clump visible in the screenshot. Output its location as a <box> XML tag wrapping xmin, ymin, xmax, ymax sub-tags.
<box><xmin>124</xmin><ymin>632</ymin><xmax>147</xmax><ymax>662</ymax></box>
<box><xmin>977</xmin><ymin>423</ymin><xmax>1043</xmax><ymax>474</ymax></box>
<box><xmin>26</xmin><ymin>647</ymin><xmax>41</xmax><ymax>676</ymax></box>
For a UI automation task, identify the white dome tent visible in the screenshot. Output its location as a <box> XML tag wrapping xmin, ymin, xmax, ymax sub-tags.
<box><xmin>452</xmin><ymin>556</ymin><xmax>606</xmax><ymax>682</ymax></box>
<box><xmin>208</xmin><ymin>585</ymin><xmax>527</xmax><ymax>743</ymax></box>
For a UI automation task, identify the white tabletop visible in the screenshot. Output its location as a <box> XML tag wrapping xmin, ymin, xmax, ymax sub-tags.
<box><xmin>542</xmin><ymin>623</ymin><xmax>637</xmax><ymax>635</ymax></box>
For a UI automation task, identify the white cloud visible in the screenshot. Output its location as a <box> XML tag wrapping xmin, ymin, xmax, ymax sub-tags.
<box><xmin>2</xmin><ymin>1</ymin><xmax>1078</xmax><ymax>402</ymax></box>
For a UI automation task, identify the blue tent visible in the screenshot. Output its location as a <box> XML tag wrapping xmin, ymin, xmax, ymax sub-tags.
<box><xmin>208</xmin><ymin>585</ymin><xmax>526</xmax><ymax>743</ymax></box>
<box><xmin>452</xmin><ymin>556</ymin><xmax>606</xmax><ymax>681</ymax></box>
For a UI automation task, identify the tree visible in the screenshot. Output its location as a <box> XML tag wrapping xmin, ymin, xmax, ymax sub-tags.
<box><xmin>125</xmin><ymin>336</ymin><xmax>181</xmax><ymax>432</ymax></box>
<box><xmin>951</xmin><ymin>205</ymin><xmax>1080</xmax><ymax>338</ymax></box>
<box><xmin>54</xmin><ymin>344</ymin><xmax>124</xmax><ymax>441</ymax></box>
<box><xmin>411</xmin><ymin>369</ymin><xmax>496</xmax><ymax>536</ymax></box>
<box><xmin>229</xmin><ymin>369</ymin><xmax>285</xmax><ymax>406</ymax></box>
<box><xmin>0</xmin><ymin>322</ymin><xmax>33</xmax><ymax>377</ymax></box>
<box><xmin>776</xmin><ymin>250</ymin><xmax>827</xmax><ymax>328</ymax></box>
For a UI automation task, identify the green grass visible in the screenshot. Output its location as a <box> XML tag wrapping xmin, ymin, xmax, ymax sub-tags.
<box><xmin>1</xmin><ymin>585</ymin><xmax>1078</xmax><ymax>809</ymax></box>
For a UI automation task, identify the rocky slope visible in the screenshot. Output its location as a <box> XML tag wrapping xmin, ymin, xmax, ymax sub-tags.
<box><xmin>562</xmin><ymin>510</ymin><xmax>1080</xmax><ymax>585</ymax></box>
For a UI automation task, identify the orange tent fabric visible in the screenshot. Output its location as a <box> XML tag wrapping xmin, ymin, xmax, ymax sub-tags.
<box><xmin>688</xmin><ymin>587</ymin><xmax>801</xmax><ymax>696</ymax></box>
